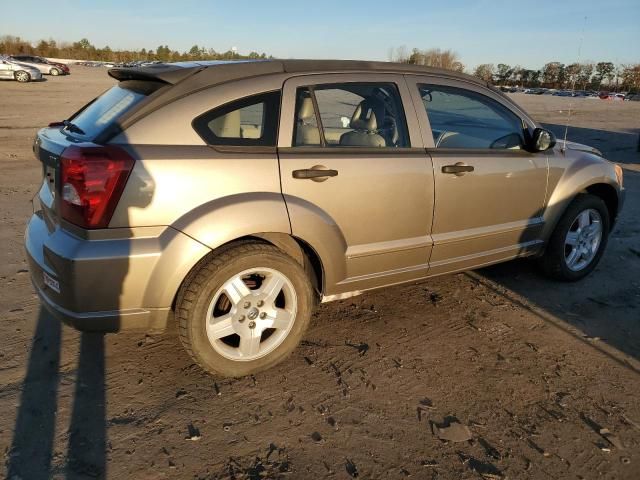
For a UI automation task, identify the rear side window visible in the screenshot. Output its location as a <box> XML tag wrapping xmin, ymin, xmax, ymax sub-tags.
<box><xmin>292</xmin><ymin>83</ymin><xmax>409</xmax><ymax>148</ymax></box>
<box><xmin>70</xmin><ymin>80</ymin><xmax>164</xmax><ymax>139</ymax></box>
<box><xmin>193</xmin><ymin>91</ymin><xmax>281</xmax><ymax>147</ymax></box>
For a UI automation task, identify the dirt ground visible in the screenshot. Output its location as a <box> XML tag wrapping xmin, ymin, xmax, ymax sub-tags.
<box><xmin>1</xmin><ymin>68</ymin><xmax>639</xmax><ymax>480</ymax></box>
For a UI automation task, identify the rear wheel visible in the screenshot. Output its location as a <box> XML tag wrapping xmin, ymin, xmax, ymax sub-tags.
<box><xmin>50</xmin><ymin>67</ymin><xmax>61</xmax><ymax>76</ymax></box>
<box><xmin>14</xmin><ymin>71</ymin><xmax>30</xmax><ymax>83</ymax></box>
<box><xmin>539</xmin><ymin>194</ymin><xmax>609</xmax><ymax>281</ymax></box>
<box><xmin>176</xmin><ymin>243</ymin><xmax>314</xmax><ymax>377</ymax></box>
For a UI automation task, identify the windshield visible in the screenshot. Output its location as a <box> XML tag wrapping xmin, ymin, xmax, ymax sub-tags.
<box><xmin>69</xmin><ymin>80</ymin><xmax>164</xmax><ymax>139</ymax></box>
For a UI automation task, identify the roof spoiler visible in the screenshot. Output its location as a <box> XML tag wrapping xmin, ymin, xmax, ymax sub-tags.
<box><xmin>108</xmin><ymin>63</ymin><xmax>203</xmax><ymax>84</ymax></box>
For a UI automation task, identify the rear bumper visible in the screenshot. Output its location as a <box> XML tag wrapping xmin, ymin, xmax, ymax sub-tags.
<box><xmin>25</xmin><ymin>211</ymin><xmax>210</xmax><ymax>333</ymax></box>
<box><xmin>33</xmin><ymin>280</ymin><xmax>172</xmax><ymax>332</ymax></box>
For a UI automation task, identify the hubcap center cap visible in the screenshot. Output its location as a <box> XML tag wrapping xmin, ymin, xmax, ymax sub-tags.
<box><xmin>247</xmin><ymin>307</ymin><xmax>259</xmax><ymax>320</ymax></box>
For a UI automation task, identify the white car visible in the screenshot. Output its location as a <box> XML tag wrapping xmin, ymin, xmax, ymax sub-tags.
<box><xmin>0</xmin><ymin>56</ymin><xmax>43</xmax><ymax>82</ymax></box>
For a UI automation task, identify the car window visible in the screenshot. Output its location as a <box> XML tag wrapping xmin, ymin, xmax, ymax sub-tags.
<box><xmin>293</xmin><ymin>83</ymin><xmax>409</xmax><ymax>148</ymax></box>
<box><xmin>419</xmin><ymin>85</ymin><xmax>524</xmax><ymax>149</ymax></box>
<box><xmin>193</xmin><ymin>91</ymin><xmax>280</xmax><ymax>147</ymax></box>
<box><xmin>69</xmin><ymin>80</ymin><xmax>164</xmax><ymax>139</ymax></box>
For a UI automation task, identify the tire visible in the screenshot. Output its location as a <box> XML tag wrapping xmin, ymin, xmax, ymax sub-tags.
<box><xmin>176</xmin><ymin>242</ymin><xmax>315</xmax><ymax>377</ymax></box>
<box><xmin>539</xmin><ymin>194</ymin><xmax>610</xmax><ymax>281</ymax></box>
<box><xmin>14</xmin><ymin>71</ymin><xmax>30</xmax><ymax>83</ymax></box>
<box><xmin>50</xmin><ymin>68</ymin><xmax>60</xmax><ymax>76</ymax></box>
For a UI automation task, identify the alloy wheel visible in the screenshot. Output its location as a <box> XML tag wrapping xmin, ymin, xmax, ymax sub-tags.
<box><xmin>564</xmin><ymin>208</ymin><xmax>603</xmax><ymax>272</ymax></box>
<box><xmin>205</xmin><ymin>267</ymin><xmax>297</xmax><ymax>361</ymax></box>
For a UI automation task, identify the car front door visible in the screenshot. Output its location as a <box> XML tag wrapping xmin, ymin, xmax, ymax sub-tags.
<box><xmin>406</xmin><ymin>77</ymin><xmax>548</xmax><ymax>275</ymax></box>
<box><xmin>278</xmin><ymin>74</ymin><xmax>434</xmax><ymax>297</ymax></box>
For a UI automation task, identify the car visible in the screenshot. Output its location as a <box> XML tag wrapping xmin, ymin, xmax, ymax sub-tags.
<box><xmin>9</xmin><ymin>55</ymin><xmax>70</xmax><ymax>75</ymax></box>
<box><xmin>25</xmin><ymin>60</ymin><xmax>625</xmax><ymax>377</ymax></box>
<box><xmin>0</xmin><ymin>55</ymin><xmax>43</xmax><ymax>82</ymax></box>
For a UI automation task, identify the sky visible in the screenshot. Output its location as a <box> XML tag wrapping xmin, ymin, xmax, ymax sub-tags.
<box><xmin>3</xmin><ymin>0</ymin><xmax>639</xmax><ymax>69</ymax></box>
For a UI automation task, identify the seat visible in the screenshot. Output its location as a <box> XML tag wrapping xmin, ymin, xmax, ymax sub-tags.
<box><xmin>339</xmin><ymin>98</ymin><xmax>386</xmax><ymax>147</ymax></box>
<box><xmin>208</xmin><ymin>109</ymin><xmax>241</xmax><ymax>138</ymax></box>
<box><xmin>295</xmin><ymin>96</ymin><xmax>321</xmax><ymax>146</ymax></box>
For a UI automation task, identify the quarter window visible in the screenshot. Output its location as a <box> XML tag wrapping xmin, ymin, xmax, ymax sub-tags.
<box><xmin>419</xmin><ymin>85</ymin><xmax>525</xmax><ymax>149</ymax></box>
<box><xmin>293</xmin><ymin>83</ymin><xmax>409</xmax><ymax>148</ymax></box>
<box><xmin>193</xmin><ymin>91</ymin><xmax>281</xmax><ymax>147</ymax></box>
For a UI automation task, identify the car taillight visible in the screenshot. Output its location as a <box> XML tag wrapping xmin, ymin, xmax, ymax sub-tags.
<box><xmin>60</xmin><ymin>145</ymin><xmax>134</xmax><ymax>229</ymax></box>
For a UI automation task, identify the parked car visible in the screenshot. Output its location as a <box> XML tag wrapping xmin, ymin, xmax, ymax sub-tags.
<box><xmin>9</xmin><ymin>55</ymin><xmax>69</xmax><ymax>75</ymax></box>
<box><xmin>25</xmin><ymin>60</ymin><xmax>625</xmax><ymax>377</ymax></box>
<box><xmin>0</xmin><ymin>55</ymin><xmax>43</xmax><ymax>82</ymax></box>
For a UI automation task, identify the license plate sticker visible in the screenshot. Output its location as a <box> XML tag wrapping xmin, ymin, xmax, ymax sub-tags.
<box><xmin>43</xmin><ymin>271</ymin><xmax>60</xmax><ymax>293</ymax></box>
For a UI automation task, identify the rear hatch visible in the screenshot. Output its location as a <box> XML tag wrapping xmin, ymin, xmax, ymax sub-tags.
<box><xmin>34</xmin><ymin>79</ymin><xmax>165</xmax><ymax>230</ymax></box>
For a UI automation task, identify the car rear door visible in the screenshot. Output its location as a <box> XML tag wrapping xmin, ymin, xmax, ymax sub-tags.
<box><xmin>277</xmin><ymin>73</ymin><xmax>434</xmax><ymax>297</ymax></box>
<box><xmin>406</xmin><ymin>76</ymin><xmax>548</xmax><ymax>275</ymax></box>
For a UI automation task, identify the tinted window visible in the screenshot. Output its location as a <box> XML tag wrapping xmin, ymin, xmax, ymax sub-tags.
<box><xmin>70</xmin><ymin>80</ymin><xmax>164</xmax><ymax>139</ymax></box>
<box><xmin>293</xmin><ymin>83</ymin><xmax>409</xmax><ymax>148</ymax></box>
<box><xmin>419</xmin><ymin>85</ymin><xmax>524</xmax><ymax>149</ymax></box>
<box><xmin>193</xmin><ymin>91</ymin><xmax>281</xmax><ymax>147</ymax></box>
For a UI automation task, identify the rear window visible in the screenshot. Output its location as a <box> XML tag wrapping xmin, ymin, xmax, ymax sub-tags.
<box><xmin>69</xmin><ymin>80</ymin><xmax>164</xmax><ymax>139</ymax></box>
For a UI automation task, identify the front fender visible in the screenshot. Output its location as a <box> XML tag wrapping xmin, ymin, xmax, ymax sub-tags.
<box><xmin>542</xmin><ymin>149</ymin><xmax>621</xmax><ymax>240</ymax></box>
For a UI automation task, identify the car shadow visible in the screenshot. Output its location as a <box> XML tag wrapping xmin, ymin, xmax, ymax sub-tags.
<box><xmin>477</xmin><ymin>124</ymin><xmax>639</xmax><ymax>365</ymax></box>
<box><xmin>8</xmin><ymin>149</ymin><xmax>154</xmax><ymax>479</ymax></box>
<box><xmin>6</xmin><ymin>309</ymin><xmax>107</xmax><ymax>479</ymax></box>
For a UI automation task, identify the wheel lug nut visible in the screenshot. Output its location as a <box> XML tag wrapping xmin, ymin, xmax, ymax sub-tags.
<box><xmin>244</xmin><ymin>301</ymin><xmax>251</xmax><ymax>308</ymax></box>
<box><xmin>260</xmin><ymin>312</ymin><xmax>267</xmax><ymax>319</ymax></box>
<box><xmin>257</xmin><ymin>300</ymin><xmax>264</xmax><ymax>307</ymax></box>
<box><xmin>248</xmin><ymin>321</ymin><xmax>256</xmax><ymax>329</ymax></box>
<box><xmin>238</xmin><ymin>315</ymin><xmax>245</xmax><ymax>323</ymax></box>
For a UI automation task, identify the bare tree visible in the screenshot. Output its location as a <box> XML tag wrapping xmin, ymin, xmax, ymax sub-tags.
<box><xmin>388</xmin><ymin>45</ymin><xmax>409</xmax><ymax>63</ymax></box>
<box><xmin>473</xmin><ymin>64</ymin><xmax>495</xmax><ymax>82</ymax></box>
<box><xmin>621</xmin><ymin>64</ymin><xmax>640</xmax><ymax>91</ymax></box>
<box><xmin>495</xmin><ymin>64</ymin><xmax>513</xmax><ymax>85</ymax></box>
<box><xmin>406</xmin><ymin>48</ymin><xmax>464</xmax><ymax>72</ymax></box>
<box><xmin>542</xmin><ymin>62</ymin><xmax>564</xmax><ymax>87</ymax></box>
<box><xmin>578</xmin><ymin>63</ymin><xmax>594</xmax><ymax>90</ymax></box>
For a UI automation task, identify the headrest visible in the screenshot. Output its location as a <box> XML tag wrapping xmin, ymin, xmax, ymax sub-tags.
<box><xmin>297</xmin><ymin>96</ymin><xmax>315</xmax><ymax>121</ymax></box>
<box><xmin>350</xmin><ymin>98</ymin><xmax>384</xmax><ymax>131</ymax></box>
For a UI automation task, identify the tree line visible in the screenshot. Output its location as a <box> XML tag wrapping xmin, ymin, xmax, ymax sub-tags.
<box><xmin>0</xmin><ymin>35</ymin><xmax>270</xmax><ymax>63</ymax></box>
<box><xmin>473</xmin><ymin>62</ymin><xmax>639</xmax><ymax>91</ymax></box>
<box><xmin>3</xmin><ymin>36</ymin><xmax>638</xmax><ymax>92</ymax></box>
<box><xmin>389</xmin><ymin>47</ymin><xmax>639</xmax><ymax>92</ymax></box>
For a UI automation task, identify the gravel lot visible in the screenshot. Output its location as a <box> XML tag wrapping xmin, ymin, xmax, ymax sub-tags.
<box><xmin>1</xmin><ymin>68</ymin><xmax>639</xmax><ymax>480</ymax></box>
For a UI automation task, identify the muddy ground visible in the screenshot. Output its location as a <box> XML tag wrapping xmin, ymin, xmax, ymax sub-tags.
<box><xmin>1</xmin><ymin>68</ymin><xmax>639</xmax><ymax>480</ymax></box>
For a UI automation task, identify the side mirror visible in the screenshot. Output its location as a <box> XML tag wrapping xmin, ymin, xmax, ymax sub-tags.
<box><xmin>531</xmin><ymin>127</ymin><xmax>556</xmax><ymax>152</ymax></box>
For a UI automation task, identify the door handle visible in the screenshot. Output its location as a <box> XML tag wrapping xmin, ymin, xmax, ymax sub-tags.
<box><xmin>292</xmin><ymin>167</ymin><xmax>338</xmax><ymax>182</ymax></box>
<box><xmin>441</xmin><ymin>162</ymin><xmax>474</xmax><ymax>176</ymax></box>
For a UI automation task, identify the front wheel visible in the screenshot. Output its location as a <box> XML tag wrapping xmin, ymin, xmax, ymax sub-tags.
<box><xmin>539</xmin><ymin>194</ymin><xmax>610</xmax><ymax>281</ymax></box>
<box><xmin>14</xmin><ymin>71</ymin><xmax>31</xmax><ymax>83</ymax></box>
<box><xmin>50</xmin><ymin>67</ymin><xmax>61</xmax><ymax>76</ymax></box>
<box><xmin>176</xmin><ymin>243</ymin><xmax>315</xmax><ymax>377</ymax></box>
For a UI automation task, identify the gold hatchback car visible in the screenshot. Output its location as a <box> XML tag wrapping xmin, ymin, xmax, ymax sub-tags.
<box><xmin>26</xmin><ymin>60</ymin><xmax>625</xmax><ymax>377</ymax></box>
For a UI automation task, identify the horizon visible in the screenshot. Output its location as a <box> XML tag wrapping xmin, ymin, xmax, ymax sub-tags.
<box><xmin>3</xmin><ymin>0</ymin><xmax>639</xmax><ymax>69</ymax></box>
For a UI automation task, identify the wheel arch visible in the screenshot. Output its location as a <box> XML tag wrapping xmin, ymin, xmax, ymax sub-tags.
<box><xmin>169</xmin><ymin>233</ymin><xmax>326</xmax><ymax>311</ymax></box>
<box><xmin>584</xmin><ymin>183</ymin><xmax>618</xmax><ymax>230</ymax></box>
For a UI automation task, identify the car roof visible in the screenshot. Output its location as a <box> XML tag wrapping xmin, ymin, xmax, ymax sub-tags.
<box><xmin>109</xmin><ymin>59</ymin><xmax>488</xmax><ymax>89</ymax></box>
